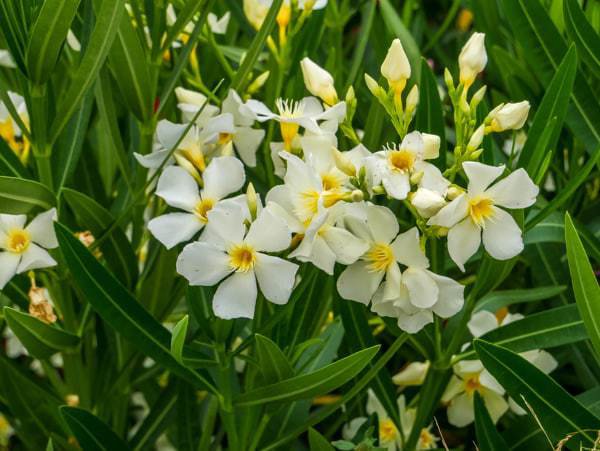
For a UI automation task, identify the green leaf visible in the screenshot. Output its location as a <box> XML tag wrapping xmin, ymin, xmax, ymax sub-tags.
<box><xmin>474</xmin><ymin>339</ymin><xmax>600</xmax><ymax>446</ymax></box>
<box><xmin>62</xmin><ymin>188</ymin><xmax>138</xmax><ymax>288</ymax></box>
<box><xmin>308</xmin><ymin>427</ymin><xmax>335</xmax><ymax>451</ymax></box>
<box><xmin>474</xmin><ymin>392</ymin><xmax>508</xmax><ymax>451</ymax></box>
<box><xmin>0</xmin><ymin>176</ymin><xmax>55</xmax><ymax>214</ymax></box>
<box><xmin>54</xmin><ymin>222</ymin><xmax>219</xmax><ymax>396</ymax></box>
<box><xmin>502</xmin><ymin>0</ymin><xmax>600</xmax><ymax>153</ymax></box>
<box><xmin>255</xmin><ymin>334</ymin><xmax>294</xmax><ymax>384</ymax></box>
<box><xmin>3</xmin><ymin>307</ymin><xmax>79</xmax><ymax>359</ymax></box>
<box><xmin>60</xmin><ymin>406</ymin><xmax>127</xmax><ymax>451</ymax></box>
<box><xmin>416</xmin><ymin>58</ymin><xmax>446</xmax><ymax>169</ymax></box>
<box><xmin>107</xmin><ymin>10</ymin><xmax>153</xmax><ymax>122</ymax></box>
<box><xmin>171</xmin><ymin>315</ymin><xmax>189</xmax><ymax>364</ymax></box>
<box><xmin>460</xmin><ymin>305</ymin><xmax>586</xmax><ymax>360</ymax></box>
<box><xmin>518</xmin><ymin>46</ymin><xmax>577</xmax><ymax>173</ymax></box>
<box><xmin>476</xmin><ymin>285</ymin><xmax>567</xmax><ymax>313</ymax></box>
<box><xmin>565</xmin><ymin>212</ymin><xmax>600</xmax><ymax>362</ymax></box>
<box><xmin>230</xmin><ymin>0</ymin><xmax>284</xmax><ymax>91</ymax></box>
<box><xmin>50</xmin><ymin>0</ymin><xmax>125</xmax><ymax>143</ymax></box>
<box><xmin>564</xmin><ymin>0</ymin><xmax>600</xmax><ymax>78</ymax></box>
<box><xmin>235</xmin><ymin>346</ymin><xmax>379</xmax><ymax>407</ymax></box>
<box><xmin>25</xmin><ymin>0</ymin><xmax>80</xmax><ymax>84</ymax></box>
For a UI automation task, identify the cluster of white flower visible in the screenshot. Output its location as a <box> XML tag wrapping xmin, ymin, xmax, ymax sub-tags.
<box><xmin>138</xmin><ymin>32</ymin><xmax>538</xmax><ymax>335</ymax></box>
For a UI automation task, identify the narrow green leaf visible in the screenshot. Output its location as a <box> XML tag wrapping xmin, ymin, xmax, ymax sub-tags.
<box><xmin>171</xmin><ymin>315</ymin><xmax>189</xmax><ymax>364</ymax></box>
<box><xmin>235</xmin><ymin>346</ymin><xmax>379</xmax><ymax>407</ymax></box>
<box><xmin>230</xmin><ymin>0</ymin><xmax>284</xmax><ymax>91</ymax></box>
<box><xmin>0</xmin><ymin>176</ymin><xmax>55</xmax><ymax>213</ymax></box>
<box><xmin>474</xmin><ymin>392</ymin><xmax>508</xmax><ymax>451</ymax></box>
<box><xmin>60</xmin><ymin>406</ymin><xmax>127</xmax><ymax>451</ymax></box>
<box><xmin>565</xmin><ymin>212</ymin><xmax>600</xmax><ymax>362</ymax></box>
<box><xmin>476</xmin><ymin>286</ymin><xmax>567</xmax><ymax>313</ymax></box>
<box><xmin>518</xmin><ymin>46</ymin><xmax>577</xmax><ymax>172</ymax></box>
<box><xmin>26</xmin><ymin>0</ymin><xmax>80</xmax><ymax>84</ymax></box>
<box><xmin>564</xmin><ymin>0</ymin><xmax>600</xmax><ymax>78</ymax></box>
<box><xmin>474</xmin><ymin>339</ymin><xmax>600</xmax><ymax>446</ymax></box>
<box><xmin>54</xmin><ymin>222</ymin><xmax>218</xmax><ymax>396</ymax></box>
<box><xmin>3</xmin><ymin>307</ymin><xmax>80</xmax><ymax>359</ymax></box>
<box><xmin>255</xmin><ymin>334</ymin><xmax>294</xmax><ymax>384</ymax></box>
<box><xmin>50</xmin><ymin>0</ymin><xmax>125</xmax><ymax>143</ymax></box>
<box><xmin>62</xmin><ymin>188</ymin><xmax>138</xmax><ymax>288</ymax></box>
<box><xmin>460</xmin><ymin>305</ymin><xmax>586</xmax><ymax>360</ymax></box>
<box><xmin>308</xmin><ymin>427</ymin><xmax>335</xmax><ymax>451</ymax></box>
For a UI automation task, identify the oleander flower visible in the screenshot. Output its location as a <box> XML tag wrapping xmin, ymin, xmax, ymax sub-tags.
<box><xmin>380</xmin><ymin>38</ymin><xmax>411</xmax><ymax>94</ymax></box>
<box><xmin>392</xmin><ymin>361</ymin><xmax>430</xmax><ymax>386</ymax></box>
<box><xmin>369</xmin><ymin>227</ymin><xmax>464</xmax><ymax>333</ymax></box>
<box><xmin>175</xmin><ymin>87</ymin><xmax>220</xmax><ymax>124</ymax></box>
<box><xmin>148</xmin><ymin>157</ymin><xmax>245</xmax><ymax>249</ymax></box>
<box><xmin>458</xmin><ymin>32</ymin><xmax>487</xmax><ymax>87</ymax></box>
<box><xmin>0</xmin><ymin>49</ymin><xmax>15</xmax><ymax>68</ymax></box>
<box><xmin>176</xmin><ymin>204</ymin><xmax>298</xmax><ymax>319</ymax></box>
<box><xmin>300</xmin><ymin>57</ymin><xmax>338</xmax><ymax>105</ymax></box>
<box><xmin>428</xmin><ymin>161</ymin><xmax>538</xmax><ymax>271</ymax></box>
<box><xmin>207</xmin><ymin>12</ymin><xmax>231</xmax><ymax>34</ymax></box>
<box><xmin>0</xmin><ymin>209</ymin><xmax>58</xmax><ymax>289</ymax></box>
<box><xmin>0</xmin><ymin>91</ymin><xmax>30</xmax><ymax>162</ymax></box>
<box><xmin>487</xmin><ymin>101</ymin><xmax>530</xmax><ymax>132</ymax></box>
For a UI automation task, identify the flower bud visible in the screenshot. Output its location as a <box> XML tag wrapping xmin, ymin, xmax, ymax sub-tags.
<box><xmin>446</xmin><ymin>185</ymin><xmax>464</xmax><ymax>200</ymax></box>
<box><xmin>467</xmin><ymin>125</ymin><xmax>485</xmax><ymax>151</ymax></box>
<box><xmin>405</xmin><ymin>84</ymin><xmax>419</xmax><ymax>114</ymax></box>
<box><xmin>444</xmin><ymin>67</ymin><xmax>455</xmax><ymax>92</ymax></box>
<box><xmin>488</xmin><ymin>101</ymin><xmax>530</xmax><ymax>132</ymax></box>
<box><xmin>411</xmin><ymin>188</ymin><xmax>446</xmax><ymax>218</ymax></box>
<box><xmin>364</xmin><ymin>73</ymin><xmax>383</xmax><ymax>98</ymax></box>
<box><xmin>332</xmin><ymin>148</ymin><xmax>357</xmax><ymax>176</ymax></box>
<box><xmin>243</xmin><ymin>0</ymin><xmax>269</xmax><ymax>30</ymax></box>
<box><xmin>392</xmin><ymin>361</ymin><xmax>430</xmax><ymax>386</ymax></box>
<box><xmin>65</xmin><ymin>394</ymin><xmax>80</xmax><ymax>407</ymax></box>
<box><xmin>410</xmin><ymin>170</ymin><xmax>424</xmax><ymax>185</ymax></box>
<box><xmin>380</xmin><ymin>39</ymin><xmax>411</xmax><ymax>94</ymax></box>
<box><xmin>470</xmin><ymin>85</ymin><xmax>487</xmax><ymax>109</ymax></box>
<box><xmin>248</xmin><ymin>70</ymin><xmax>270</xmax><ymax>95</ymax></box>
<box><xmin>435</xmin><ymin>226</ymin><xmax>449</xmax><ymax>237</ymax></box>
<box><xmin>422</xmin><ymin>133</ymin><xmax>440</xmax><ymax>159</ymax></box>
<box><xmin>469</xmin><ymin>149</ymin><xmax>483</xmax><ymax>159</ymax></box>
<box><xmin>351</xmin><ymin>189</ymin><xmax>364</xmax><ymax>202</ymax></box>
<box><xmin>300</xmin><ymin>57</ymin><xmax>338</xmax><ymax>105</ymax></box>
<box><xmin>458</xmin><ymin>32</ymin><xmax>487</xmax><ymax>87</ymax></box>
<box><xmin>246</xmin><ymin>182</ymin><xmax>258</xmax><ymax>220</ymax></box>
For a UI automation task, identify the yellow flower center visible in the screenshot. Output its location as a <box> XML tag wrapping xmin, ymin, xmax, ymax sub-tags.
<box><xmin>194</xmin><ymin>198</ymin><xmax>215</xmax><ymax>223</ymax></box>
<box><xmin>276</xmin><ymin>99</ymin><xmax>304</xmax><ymax>151</ymax></box>
<box><xmin>179</xmin><ymin>145</ymin><xmax>206</xmax><ymax>172</ymax></box>
<box><xmin>419</xmin><ymin>428</ymin><xmax>437</xmax><ymax>449</ymax></box>
<box><xmin>365</xmin><ymin>243</ymin><xmax>394</xmax><ymax>273</ymax></box>
<box><xmin>297</xmin><ymin>190</ymin><xmax>320</xmax><ymax>225</ymax></box>
<box><xmin>0</xmin><ymin>118</ymin><xmax>30</xmax><ymax>163</ymax></box>
<box><xmin>379</xmin><ymin>418</ymin><xmax>397</xmax><ymax>443</ymax></box>
<box><xmin>218</xmin><ymin>132</ymin><xmax>233</xmax><ymax>145</ymax></box>
<box><xmin>464</xmin><ymin>373</ymin><xmax>482</xmax><ymax>395</ymax></box>
<box><xmin>228</xmin><ymin>243</ymin><xmax>257</xmax><ymax>272</ymax></box>
<box><xmin>6</xmin><ymin>229</ymin><xmax>31</xmax><ymax>254</ymax></box>
<box><xmin>321</xmin><ymin>172</ymin><xmax>342</xmax><ymax>191</ymax></box>
<box><xmin>388</xmin><ymin>149</ymin><xmax>415</xmax><ymax>173</ymax></box>
<box><xmin>468</xmin><ymin>195</ymin><xmax>494</xmax><ymax>227</ymax></box>
<box><xmin>495</xmin><ymin>306</ymin><xmax>509</xmax><ymax>323</ymax></box>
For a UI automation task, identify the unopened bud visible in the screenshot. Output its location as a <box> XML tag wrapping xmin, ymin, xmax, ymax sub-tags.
<box><xmin>174</xmin><ymin>154</ymin><xmax>203</xmax><ymax>185</ymax></box>
<box><xmin>459</xmin><ymin>32</ymin><xmax>487</xmax><ymax>87</ymax></box>
<box><xmin>248</xmin><ymin>70</ymin><xmax>270</xmax><ymax>95</ymax></box>
<box><xmin>435</xmin><ymin>226</ymin><xmax>449</xmax><ymax>237</ymax></box>
<box><xmin>351</xmin><ymin>189</ymin><xmax>364</xmax><ymax>202</ymax></box>
<box><xmin>381</xmin><ymin>39</ymin><xmax>411</xmax><ymax>94</ymax></box>
<box><xmin>246</xmin><ymin>182</ymin><xmax>258</xmax><ymax>220</ymax></box>
<box><xmin>405</xmin><ymin>85</ymin><xmax>419</xmax><ymax>114</ymax></box>
<box><xmin>444</xmin><ymin>67</ymin><xmax>455</xmax><ymax>92</ymax></box>
<box><xmin>410</xmin><ymin>170</ymin><xmax>424</xmax><ymax>185</ymax></box>
<box><xmin>372</xmin><ymin>185</ymin><xmax>386</xmax><ymax>195</ymax></box>
<box><xmin>364</xmin><ymin>74</ymin><xmax>383</xmax><ymax>98</ymax></box>
<box><xmin>300</xmin><ymin>57</ymin><xmax>338</xmax><ymax>105</ymax></box>
<box><xmin>469</xmin><ymin>149</ymin><xmax>483</xmax><ymax>159</ymax></box>
<box><xmin>470</xmin><ymin>85</ymin><xmax>486</xmax><ymax>109</ymax></box>
<box><xmin>488</xmin><ymin>101</ymin><xmax>530</xmax><ymax>132</ymax></box>
<box><xmin>345</xmin><ymin>86</ymin><xmax>356</xmax><ymax>103</ymax></box>
<box><xmin>447</xmin><ymin>185</ymin><xmax>464</xmax><ymax>200</ymax></box>
<box><xmin>65</xmin><ymin>394</ymin><xmax>80</xmax><ymax>407</ymax></box>
<box><xmin>467</xmin><ymin>125</ymin><xmax>485</xmax><ymax>151</ymax></box>
<box><xmin>332</xmin><ymin>148</ymin><xmax>356</xmax><ymax>176</ymax></box>
<box><xmin>422</xmin><ymin>133</ymin><xmax>440</xmax><ymax>159</ymax></box>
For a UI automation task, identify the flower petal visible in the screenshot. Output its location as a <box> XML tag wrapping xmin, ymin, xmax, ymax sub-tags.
<box><xmin>17</xmin><ymin>243</ymin><xmax>57</xmax><ymax>273</ymax></box>
<box><xmin>367</xmin><ymin>204</ymin><xmax>399</xmax><ymax>244</ymax></box>
<box><xmin>202</xmin><ymin>156</ymin><xmax>245</xmax><ymax>200</ymax></box>
<box><xmin>428</xmin><ymin>271</ymin><xmax>465</xmax><ymax>318</ymax></box>
<box><xmin>0</xmin><ymin>252</ymin><xmax>20</xmax><ymax>288</ymax></box>
<box><xmin>0</xmin><ymin>214</ymin><xmax>27</xmax><ymax>233</ymax></box>
<box><xmin>482</xmin><ymin>390</ymin><xmax>509</xmax><ymax>424</ymax></box>
<box><xmin>391</xmin><ymin>227</ymin><xmax>429</xmax><ymax>269</ymax></box>
<box><xmin>485</xmin><ymin>168</ymin><xmax>538</xmax><ymax>209</ymax></box>
<box><xmin>336</xmin><ymin>261</ymin><xmax>384</xmax><ymax>304</ymax></box>
<box><xmin>427</xmin><ymin>194</ymin><xmax>469</xmax><ymax>228</ymax></box>
<box><xmin>25</xmin><ymin>208</ymin><xmax>58</xmax><ymax>248</ymax></box>
<box><xmin>255</xmin><ymin>253</ymin><xmax>298</xmax><ymax>304</ymax></box>
<box><xmin>155</xmin><ymin>166</ymin><xmax>200</xmax><ymax>211</ymax></box>
<box><xmin>156</xmin><ymin>120</ymin><xmax>189</xmax><ymax>150</ymax></box>
<box><xmin>233</xmin><ymin>127</ymin><xmax>265</xmax><ymax>167</ymax></box>
<box><xmin>447</xmin><ymin>392</ymin><xmax>475</xmax><ymax>427</ymax></box>
<box><xmin>382</xmin><ymin>171</ymin><xmax>410</xmax><ymax>200</ymax></box>
<box><xmin>176</xmin><ymin>242</ymin><xmax>232</xmax><ymax>285</ymax></box>
<box><xmin>321</xmin><ymin>226</ymin><xmax>369</xmax><ymax>265</ymax></box>
<box><xmin>463</xmin><ymin>161</ymin><xmax>505</xmax><ymax>195</ymax></box>
<box><xmin>467</xmin><ymin>310</ymin><xmax>499</xmax><ymax>338</ymax></box>
<box><xmin>482</xmin><ymin>207</ymin><xmax>523</xmax><ymax>260</ymax></box>
<box><xmin>396</xmin><ymin>309</ymin><xmax>433</xmax><ymax>333</ymax></box>
<box><xmin>402</xmin><ymin>267</ymin><xmax>439</xmax><ymax>308</ymax></box>
<box><xmin>212</xmin><ymin>271</ymin><xmax>257</xmax><ymax>319</ymax></box>
<box><xmin>245</xmin><ymin>207</ymin><xmax>291</xmax><ymax>252</ymax></box>
<box><xmin>447</xmin><ymin>217</ymin><xmax>481</xmax><ymax>271</ymax></box>
<box><xmin>148</xmin><ymin>213</ymin><xmax>204</xmax><ymax>249</ymax></box>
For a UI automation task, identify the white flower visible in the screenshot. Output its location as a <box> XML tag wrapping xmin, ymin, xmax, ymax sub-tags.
<box><xmin>148</xmin><ymin>157</ymin><xmax>245</xmax><ymax>249</ymax></box>
<box><xmin>370</xmin><ymin>227</ymin><xmax>464</xmax><ymax>333</ymax></box>
<box><xmin>219</xmin><ymin>90</ymin><xmax>265</xmax><ymax>167</ymax></box>
<box><xmin>365</xmin><ymin>131</ymin><xmax>440</xmax><ymax>200</ymax></box>
<box><xmin>428</xmin><ymin>161</ymin><xmax>538</xmax><ymax>271</ymax></box>
<box><xmin>300</xmin><ymin>57</ymin><xmax>338</xmax><ymax>105</ymax></box>
<box><xmin>207</xmin><ymin>12</ymin><xmax>230</xmax><ymax>34</ymax></box>
<box><xmin>243</xmin><ymin>0</ymin><xmax>327</xmax><ymax>29</ymax></box>
<box><xmin>442</xmin><ymin>359</ymin><xmax>508</xmax><ymax>427</ymax></box>
<box><xmin>380</xmin><ymin>39</ymin><xmax>411</xmax><ymax>93</ymax></box>
<box><xmin>175</xmin><ymin>87</ymin><xmax>220</xmax><ymax>124</ymax></box>
<box><xmin>0</xmin><ymin>91</ymin><xmax>30</xmax><ymax>160</ymax></box>
<box><xmin>488</xmin><ymin>101</ymin><xmax>530</xmax><ymax>132</ymax></box>
<box><xmin>0</xmin><ymin>49</ymin><xmax>15</xmax><ymax>68</ymax></box>
<box><xmin>241</xmin><ymin>96</ymin><xmax>346</xmax><ymax>151</ymax></box>
<box><xmin>176</xmin><ymin>204</ymin><xmax>299</xmax><ymax>319</ymax></box>
<box><xmin>458</xmin><ymin>32</ymin><xmax>487</xmax><ymax>87</ymax></box>
<box><xmin>66</xmin><ymin>29</ymin><xmax>81</xmax><ymax>51</ymax></box>
<box><xmin>0</xmin><ymin>209</ymin><xmax>58</xmax><ymax>289</ymax></box>
<box><xmin>392</xmin><ymin>361</ymin><xmax>430</xmax><ymax>386</ymax></box>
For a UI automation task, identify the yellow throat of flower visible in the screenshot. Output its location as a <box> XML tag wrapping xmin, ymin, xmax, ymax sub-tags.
<box><xmin>388</xmin><ymin>149</ymin><xmax>415</xmax><ymax>173</ymax></box>
<box><xmin>379</xmin><ymin>418</ymin><xmax>398</xmax><ymax>443</ymax></box>
<box><xmin>365</xmin><ymin>243</ymin><xmax>394</xmax><ymax>273</ymax></box>
<box><xmin>276</xmin><ymin>99</ymin><xmax>304</xmax><ymax>151</ymax></box>
<box><xmin>464</xmin><ymin>373</ymin><xmax>482</xmax><ymax>395</ymax></box>
<box><xmin>468</xmin><ymin>195</ymin><xmax>494</xmax><ymax>227</ymax></box>
<box><xmin>194</xmin><ymin>198</ymin><xmax>215</xmax><ymax>223</ymax></box>
<box><xmin>228</xmin><ymin>243</ymin><xmax>257</xmax><ymax>272</ymax></box>
<box><xmin>218</xmin><ymin>132</ymin><xmax>234</xmax><ymax>145</ymax></box>
<box><xmin>0</xmin><ymin>118</ymin><xmax>30</xmax><ymax>163</ymax></box>
<box><xmin>418</xmin><ymin>428</ymin><xmax>437</xmax><ymax>449</ymax></box>
<box><xmin>6</xmin><ymin>229</ymin><xmax>31</xmax><ymax>254</ymax></box>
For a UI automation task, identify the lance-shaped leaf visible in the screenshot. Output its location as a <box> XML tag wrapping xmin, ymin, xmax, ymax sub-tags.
<box><xmin>474</xmin><ymin>392</ymin><xmax>508</xmax><ymax>451</ymax></box>
<box><xmin>235</xmin><ymin>346</ymin><xmax>379</xmax><ymax>407</ymax></box>
<box><xmin>60</xmin><ymin>407</ymin><xmax>127</xmax><ymax>451</ymax></box>
<box><xmin>564</xmin><ymin>0</ymin><xmax>600</xmax><ymax>79</ymax></box>
<box><xmin>54</xmin><ymin>222</ymin><xmax>218</xmax><ymax>396</ymax></box>
<box><xmin>565</xmin><ymin>212</ymin><xmax>600</xmax><ymax>363</ymax></box>
<box><xmin>255</xmin><ymin>334</ymin><xmax>294</xmax><ymax>384</ymax></box>
<box><xmin>475</xmin><ymin>285</ymin><xmax>567</xmax><ymax>313</ymax></box>
<box><xmin>0</xmin><ymin>176</ymin><xmax>55</xmax><ymax>214</ymax></box>
<box><xmin>474</xmin><ymin>340</ymin><xmax>600</xmax><ymax>447</ymax></box>
<box><xmin>3</xmin><ymin>307</ymin><xmax>80</xmax><ymax>359</ymax></box>
<box><xmin>170</xmin><ymin>315</ymin><xmax>189</xmax><ymax>364</ymax></box>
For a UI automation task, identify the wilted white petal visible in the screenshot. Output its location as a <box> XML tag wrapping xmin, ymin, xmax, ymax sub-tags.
<box><xmin>382</xmin><ymin>171</ymin><xmax>411</xmax><ymax>200</ymax></box>
<box><xmin>396</xmin><ymin>309</ymin><xmax>433</xmax><ymax>333</ymax></box>
<box><xmin>428</xmin><ymin>271</ymin><xmax>465</xmax><ymax>318</ymax></box>
<box><xmin>233</xmin><ymin>127</ymin><xmax>265</xmax><ymax>167</ymax></box>
<box><xmin>321</xmin><ymin>226</ymin><xmax>368</xmax><ymax>265</ymax></box>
